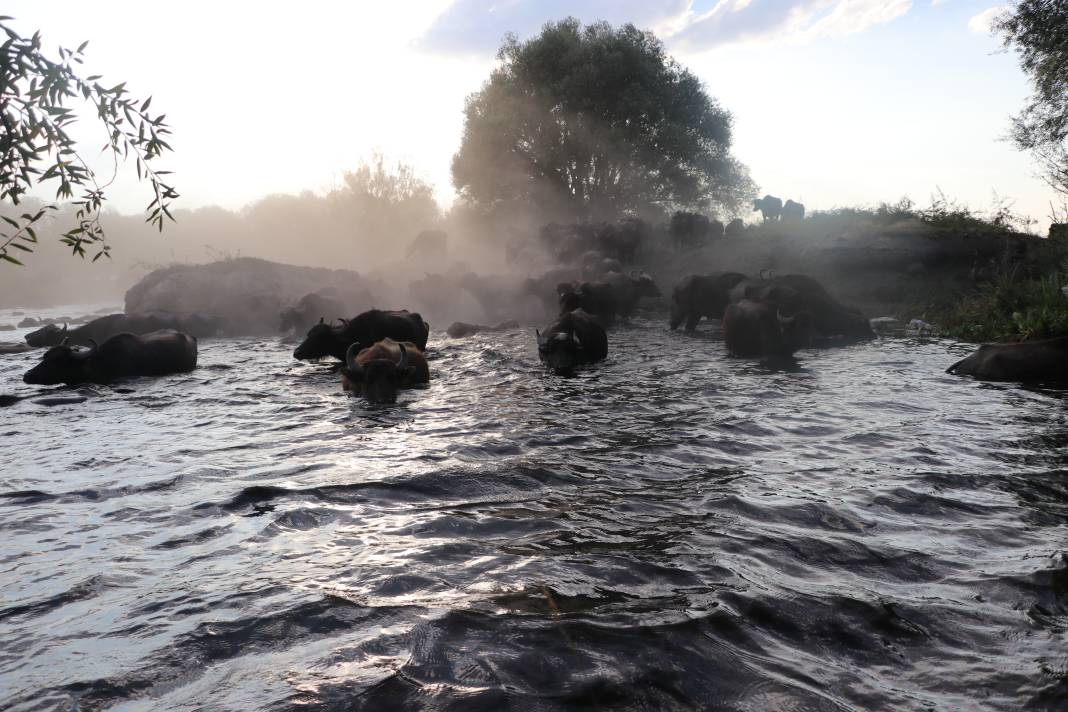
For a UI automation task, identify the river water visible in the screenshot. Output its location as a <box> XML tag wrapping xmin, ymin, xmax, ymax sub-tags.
<box><xmin>1</xmin><ymin>311</ymin><xmax>1067</xmax><ymax>711</ymax></box>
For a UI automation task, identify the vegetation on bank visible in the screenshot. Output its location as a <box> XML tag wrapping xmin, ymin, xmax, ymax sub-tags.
<box><xmin>933</xmin><ymin>265</ymin><xmax>1068</xmax><ymax>344</ymax></box>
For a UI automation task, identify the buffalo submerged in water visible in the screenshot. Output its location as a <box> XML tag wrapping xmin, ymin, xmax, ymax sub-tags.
<box><xmin>536</xmin><ymin>309</ymin><xmax>608</xmax><ymax>374</ymax></box>
<box><xmin>293</xmin><ymin>309</ymin><xmax>430</xmax><ymax>361</ymax></box>
<box><xmin>341</xmin><ymin>338</ymin><xmax>431</xmax><ymax>403</ymax></box>
<box><xmin>946</xmin><ymin>336</ymin><xmax>1068</xmax><ymax>383</ymax></box>
<box><xmin>22</xmin><ymin>330</ymin><xmax>198</xmax><ymax>385</ymax></box>
<box><xmin>25</xmin><ymin>312</ymin><xmax>221</xmax><ymax>348</ymax></box>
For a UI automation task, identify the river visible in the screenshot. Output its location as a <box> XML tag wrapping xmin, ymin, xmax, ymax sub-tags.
<box><xmin>1</xmin><ymin>311</ymin><xmax>1066</xmax><ymax>710</ymax></box>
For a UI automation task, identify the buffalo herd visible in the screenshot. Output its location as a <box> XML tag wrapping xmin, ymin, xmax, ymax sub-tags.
<box><xmin>11</xmin><ymin>267</ymin><xmax>1068</xmax><ymax>398</ymax></box>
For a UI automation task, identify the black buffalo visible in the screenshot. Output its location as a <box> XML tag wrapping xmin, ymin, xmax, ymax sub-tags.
<box><xmin>23</xmin><ymin>330</ymin><xmax>198</xmax><ymax>385</ymax></box>
<box><xmin>560</xmin><ymin>271</ymin><xmax>660</xmax><ymax>327</ymax></box>
<box><xmin>536</xmin><ymin>309</ymin><xmax>608</xmax><ymax>374</ymax></box>
<box><xmin>26</xmin><ymin>312</ymin><xmax>221</xmax><ymax>348</ymax></box>
<box><xmin>446</xmin><ymin>320</ymin><xmax>519</xmax><ymax>338</ymax></box>
<box><xmin>782</xmin><ymin>199</ymin><xmax>805</xmax><ymax>223</ymax></box>
<box><xmin>559</xmin><ymin>282</ymin><xmax>618</xmax><ymax>327</ymax></box>
<box><xmin>723</xmin><ymin>299</ymin><xmax>811</xmax><ymax>359</ymax></box>
<box><xmin>946</xmin><ymin>337</ymin><xmax>1068</xmax><ymax>382</ymax></box>
<box><xmin>279</xmin><ymin>292</ymin><xmax>347</xmax><ymax>334</ymax></box>
<box><xmin>754</xmin><ymin>195</ymin><xmax>784</xmax><ymax>222</ymax></box>
<box><xmin>293</xmin><ymin>309</ymin><xmax>429</xmax><ymax>361</ymax></box>
<box><xmin>731</xmin><ymin>274</ymin><xmax>873</xmax><ymax>346</ymax></box>
<box><xmin>670</xmin><ymin>272</ymin><xmax>748</xmax><ymax>331</ymax></box>
<box><xmin>725</xmin><ymin>218</ymin><xmax>746</xmax><ymax>238</ymax></box>
<box><xmin>523</xmin><ymin>267</ymin><xmax>581</xmax><ymax>313</ymax></box>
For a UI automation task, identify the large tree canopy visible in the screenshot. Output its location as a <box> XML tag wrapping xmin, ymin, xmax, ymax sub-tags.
<box><xmin>451</xmin><ymin>19</ymin><xmax>754</xmax><ymax>223</ymax></box>
<box><xmin>994</xmin><ymin>1</ymin><xmax>1068</xmax><ymax>200</ymax></box>
<box><xmin>0</xmin><ymin>17</ymin><xmax>176</xmax><ymax>266</ymax></box>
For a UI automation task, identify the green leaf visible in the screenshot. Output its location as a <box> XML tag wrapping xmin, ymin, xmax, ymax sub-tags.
<box><xmin>0</xmin><ymin>253</ymin><xmax>24</xmax><ymax>266</ymax></box>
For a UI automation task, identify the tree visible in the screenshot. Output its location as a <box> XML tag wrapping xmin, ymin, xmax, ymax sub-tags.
<box><xmin>451</xmin><ymin>19</ymin><xmax>754</xmax><ymax>224</ymax></box>
<box><xmin>0</xmin><ymin>16</ymin><xmax>177</xmax><ymax>266</ymax></box>
<box><xmin>326</xmin><ymin>153</ymin><xmax>441</xmax><ymax>257</ymax></box>
<box><xmin>993</xmin><ymin>1</ymin><xmax>1068</xmax><ymax>199</ymax></box>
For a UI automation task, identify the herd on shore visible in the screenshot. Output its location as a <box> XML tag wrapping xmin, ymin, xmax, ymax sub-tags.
<box><xmin>12</xmin><ymin>266</ymin><xmax>1068</xmax><ymax>403</ymax></box>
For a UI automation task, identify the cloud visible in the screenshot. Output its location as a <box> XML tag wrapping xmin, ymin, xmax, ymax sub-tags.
<box><xmin>671</xmin><ymin>0</ymin><xmax>912</xmax><ymax>51</ymax></box>
<box><xmin>419</xmin><ymin>0</ymin><xmax>689</xmax><ymax>55</ymax></box>
<box><xmin>967</xmin><ymin>5</ymin><xmax>1006</xmax><ymax>34</ymax></box>
<box><xmin>419</xmin><ymin>0</ymin><xmax>915</xmax><ymax>54</ymax></box>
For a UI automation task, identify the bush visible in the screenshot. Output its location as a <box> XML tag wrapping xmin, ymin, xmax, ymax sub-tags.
<box><xmin>936</xmin><ymin>269</ymin><xmax>1068</xmax><ymax>342</ymax></box>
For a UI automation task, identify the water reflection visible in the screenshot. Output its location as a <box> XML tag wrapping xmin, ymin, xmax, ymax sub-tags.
<box><xmin>0</xmin><ymin>317</ymin><xmax>1066</xmax><ymax>709</ymax></box>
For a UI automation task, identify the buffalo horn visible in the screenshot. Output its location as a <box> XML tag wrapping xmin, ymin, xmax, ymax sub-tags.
<box><xmin>572</xmin><ymin>332</ymin><xmax>583</xmax><ymax>349</ymax></box>
<box><xmin>61</xmin><ymin>337</ymin><xmax>70</xmax><ymax>347</ymax></box>
<box><xmin>345</xmin><ymin>342</ymin><xmax>363</xmax><ymax>374</ymax></box>
<box><xmin>62</xmin><ymin>323</ymin><xmax>68</xmax><ymax>332</ymax></box>
<box><xmin>86</xmin><ymin>338</ymin><xmax>99</xmax><ymax>355</ymax></box>
<box><xmin>396</xmin><ymin>343</ymin><xmax>408</xmax><ymax>370</ymax></box>
<box><xmin>319</xmin><ymin>317</ymin><xmax>324</xmax><ymax>324</ymax></box>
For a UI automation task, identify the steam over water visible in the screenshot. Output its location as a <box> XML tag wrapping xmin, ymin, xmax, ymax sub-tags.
<box><xmin>2</xmin><ymin>315</ymin><xmax>1068</xmax><ymax>710</ymax></box>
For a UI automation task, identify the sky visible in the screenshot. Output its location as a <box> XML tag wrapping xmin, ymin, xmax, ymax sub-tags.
<box><xmin>5</xmin><ymin>0</ymin><xmax>1060</xmax><ymax>228</ymax></box>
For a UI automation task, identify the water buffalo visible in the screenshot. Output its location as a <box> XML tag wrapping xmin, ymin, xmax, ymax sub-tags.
<box><xmin>670</xmin><ymin>273</ymin><xmax>748</xmax><ymax>331</ymax></box>
<box><xmin>725</xmin><ymin>218</ymin><xmax>746</xmax><ymax>238</ymax></box>
<box><xmin>578</xmin><ymin>251</ymin><xmax>623</xmax><ymax>279</ymax></box>
<box><xmin>754</xmin><ymin>195</ymin><xmax>783</xmax><ymax>222</ymax></box>
<box><xmin>597</xmin><ymin>217</ymin><xmax>646</xmax><ymax>263</ymax></box>
<box><xmin>446</xmin><ymin>320</ymin><xmax>519</xmax><ymax>338</ymax></box>
<box><xmin>407</xmin><ymin>229</ymin><xmax>448</xmax><ymax>260</ymax></box>
<box><xmin>25</xmin><ymin>312</ymin><xmax>221</xmax><ymax>348</ymax></box>
<box><xmin>341</xmin><ymin>338</ymin><xmax>430</xmax><ymax>403</ymax></box>
<box><xmin>602</xmin><ymin>271</ymin><xmax>661</xmax><ymax>318</ymax></box>
<box><xmin>293</xmin><ymin>309</ymin><xmax>429</xmax><ymax>361</ymax></box>
<box><xmin>946</xmin><ymin>337</ymin><xmax>1068</xmax><ymax>382</ymax></box>
<box><xmin>730</xmin><ymin>274</ymin><xmax>873</xmax><ymax>346</ymax></box>
<box><xmin>560</xmin><ymin>271</ymin><xmax>660</xmax><ymax>327</ymax></box>
<box><xmin>723</xmin><ymin>300</ymin><xmax>811</xmax><ymax>359</ymax></box>
<box><xmin>765</xmin><ymin>275</ymin><xmax>873</xmax><ymax>344</ymax></box>
<box><xmin>559</xmin><ymin>282</ymin><xmax>619</xmax><ymax>328</ymax></box>
<box><xmin>23</xmin><ymin>330</ymin><xmax>197</xmax><ymax>385</ymax></box>
<box><xmin>782</xmin><ymin>199</ymin><xmax>805</xmax><ymax>223</ymax></box>
<box><xmin>523</xmin><ymin>267</ymin><xmax>582</xmax><ymax>313</ymax></box>
<box><xmin>669</xmin><ymin>212</ymin><xmax>718</xmax><ymax>250</ymax></box>
<box><xmin>279</xmin><ymin>292</ymin><xmax>347</xmax><ymax>334</ymax></box>
<box><xmin>536</xmin><ymin>309</ymin><xmax>608</xmax><ymax>374</ymax></box>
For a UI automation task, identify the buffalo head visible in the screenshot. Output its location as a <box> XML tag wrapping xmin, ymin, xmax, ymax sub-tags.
<box><xmin>536</xmin><ymin>328</ymin><xmax>585</xmax><ymax>374</ymax></box>
<box><xmin>293</xmin><ymin>318</ymin><xmax>342</xmax><ymax>361</ymax></box>
<box><xmin>342</xmin><ymin>341</ymin><xmax>414</xmax><ymax>403</ymax></box>
<box><xmin>25</xmin><ymin>322</ymin><xmax>68</xmax><ymax>348</ymax></box>
<box><xmin>23</xmin><ymin>337</ymin><xmax>93</xmax><ymax>385</ymax></box>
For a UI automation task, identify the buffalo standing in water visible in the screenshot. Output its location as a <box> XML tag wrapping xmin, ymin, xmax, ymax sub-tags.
<box><xmin>293</xmin><ymin>309</ymin><xmax>429</xmax><ymax>361</ymax></box>
<box><xmin>946</xmin><ymin>337</ymin><xmax>1068</xmax><ymax>383</ymax></box>
<box><xmin>23</xmin><ymin>330</ymin><xmax>197</xmax><ymax>385</ymax></box>
<box><xmin>723</xmin><ymin>300</ymin><xmax>812</xmax><ymax>359</ymax></box>
<box><xmin>536</xmin><ymin>309</ymin><xmax>608</xmax><ymax>374</ymax></box>
<box><xmin>26</xmin><ymin>312</ymin><xmax>220</xmax><ymax>348</ymax></box>
<box><xmin>279</xmin><ymin>292</ymin><xmax>346</xmax><ymax>335</ymax></box>
<box><xmin>670</xmin><ymin>272</ymin><xmax>748</xmax><ymax>331</ymax></box>
<box><xmin>559</xmin><ymin>271</ymin><xmax>660</xmax><ymax>327</ymax></box>
<box><xmin>732</xmin><ymin>274</ymin><xmax>873</xmax><ymax>346</ymax></box>
<box><xmin>341</xmin><ymin>338</ymin><xmax>430</xmax><ymax>403</ymax></box>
